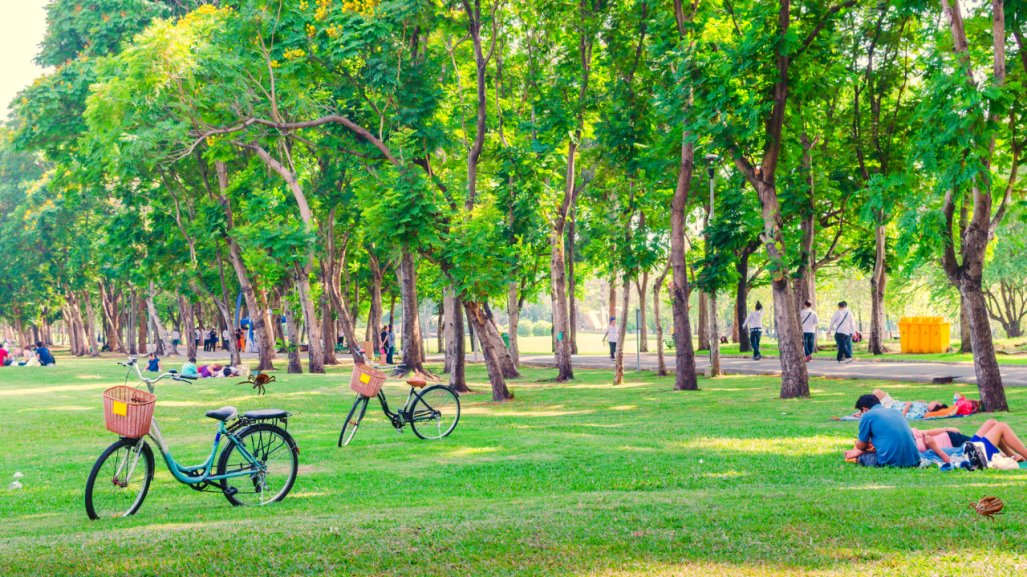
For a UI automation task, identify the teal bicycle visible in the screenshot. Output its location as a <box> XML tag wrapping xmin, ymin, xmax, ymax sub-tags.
<box><xmin>84</xmin><ymin>358</ymin><xmax>299</xmax><ymax>519</ymax></box>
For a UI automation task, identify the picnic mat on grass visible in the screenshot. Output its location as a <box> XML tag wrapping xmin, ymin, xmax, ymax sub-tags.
<box><xmin>833</xmin><ymin>406</ymin><xmax>970</xmax><ymax>422</ymax></box>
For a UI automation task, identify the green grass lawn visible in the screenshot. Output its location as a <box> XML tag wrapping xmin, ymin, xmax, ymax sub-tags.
<box><xmin>3</xmin><ymin>354</ymin><xmax>1027</xmax><ymax>576</ymax></box>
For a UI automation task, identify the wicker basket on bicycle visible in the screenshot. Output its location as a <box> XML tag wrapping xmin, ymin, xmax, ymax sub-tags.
<box><xmin>350</xmin><ymin>363</ymin><xmax>386</xmax><ymax>397</ymax></box>
<box><xmin>103</xmin><ymin>386</ymin><xmax>157</xmax><ymax>438</ymax></box>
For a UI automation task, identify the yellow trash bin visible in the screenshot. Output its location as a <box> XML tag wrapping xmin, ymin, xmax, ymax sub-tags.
<box><xmin>899</xmin><ymin>317</ymin><xmax>912</xmax><ymax>353</ymax></box>
<box><xmin>926</xmin><ymin>317</ymin><xmax>941</xmax><ymax>354</ymax></box>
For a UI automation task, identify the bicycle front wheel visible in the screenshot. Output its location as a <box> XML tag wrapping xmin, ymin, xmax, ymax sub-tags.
<box><xmin>85</xmin><ymin>438</ymin><xmax>155</xmax><ymax>520</ymax></box>
<box><xmin>338</xmin><ymin>396</ymin><xmax>370</xmax><ymax>447</ymax></box>
<box><xmin>410</xmin><ymin>385</ymin><xmax>460</xmax><ymax>440</ymax></box>
<box><xmin>217</xmin><ymin>424</ymin><xmax>298</xmax><ymax>507</ymax></box>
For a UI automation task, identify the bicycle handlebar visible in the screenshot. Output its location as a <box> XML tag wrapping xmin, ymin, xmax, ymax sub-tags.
<box><xmin>119</xmin><ymin>357</ymin><xmax>192</xmax><ymax>392</ymax></box>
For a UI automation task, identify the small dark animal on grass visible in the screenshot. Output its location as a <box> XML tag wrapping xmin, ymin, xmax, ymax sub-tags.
<box><xmin>239</xmin><ymin>372</ymin><xmax>276</xmax><ymax>395</ymax></box>
<box><xmin>969</xmin><ymin>496</ymin><xmax>1004</xmax><ymax>520</ymax></box>
<box><xmin>932</xmin><ymin>376</ymin><xmax>955</xmax><ymax>384</ymax></box>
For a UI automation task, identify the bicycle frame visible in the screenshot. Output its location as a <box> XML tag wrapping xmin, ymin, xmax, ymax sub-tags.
<box><xmin>120</xmin><ymin>360</ymin><xmax>266</xmax><ymax>485</ymax></box>
<box><xmin>371</xmin><ymin>387</ymin><xmax>421</xmax><ymax>428</ymax></box>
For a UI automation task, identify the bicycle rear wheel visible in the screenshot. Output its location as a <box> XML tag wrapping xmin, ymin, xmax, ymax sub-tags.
<box><xmin>85</xmin><ymin>438</ymin><xmax>154</xmax><ymax>520</ymax></box>
<box><xmin>217</xmin><ymin>424</ymin><xmax>298</xmax><ymax>507</ymax></box>
<box><xmin>338</xmin><ymin>396</ymin><xmax>370</xmax><ymax>447</ymax></box>
<box><xmin>409</xmin><ymin>385</ymin><xmax>460</xmax><ymax>440</ymax></box>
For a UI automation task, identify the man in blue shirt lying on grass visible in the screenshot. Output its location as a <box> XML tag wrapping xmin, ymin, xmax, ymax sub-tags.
<box><xmin>846</xmin><ymin>394</ymin><xmax>921</xmax><ymax>467</ymax></box>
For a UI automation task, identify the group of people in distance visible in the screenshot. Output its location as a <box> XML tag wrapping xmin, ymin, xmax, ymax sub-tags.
<box><xmin>845</xmin><ymin>391</ymin><xmax>1027</xmax><ymax>471</ymax></box>
<box><xmin>0</xmin><ymin>341</ymin><xmax>55</xmax><ymax>367</ymax></box>
<box><xmin>378</xmin><ymin>324</ymin><xmax>396</xmax><ymax>364</ymax></box>
<box><xmin>742</xmin><ymin>300</ymin><xmax>858</xmax><ymax>363</ymax></box>
<box><xmin>145</xmin><ymin>353</ymin><xmax>241</xmax><ymax>379</ymax></box>
<box><xmin>179</xmin><ymin>356</ymin><xmax>242</xmax><ymax>379</ymax></box>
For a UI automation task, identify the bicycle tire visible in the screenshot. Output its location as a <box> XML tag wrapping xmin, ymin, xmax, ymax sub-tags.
<box><xmin>338</xmin><ymin>396</ymin><xmax>370</xmax><ymax>447</ymax></box>
<box><xmin>409</xmin><ymin>385</ymin><xmax>461</xmax><ymax>440</ymax></box>
<box><xmin>217</xmin><ymin>423</ymin><xmax>298</xmax><ymax>507</ymax></box>
<box><xmin>85</xmin><ymin>438</ymin><xmax>155</xmax><ymax>520</ymax></box>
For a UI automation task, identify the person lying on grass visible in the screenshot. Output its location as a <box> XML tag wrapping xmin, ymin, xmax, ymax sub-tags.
<box><xmin>910</xmin><ymin>427</ymin><xmax>971</xmax><ymax>464</ymax></box>
<box><xmin>873</xmin><ymin>388</ymin><xmax>947</xmax><ymax>419</ymax></box>
<box><xmin>845</xmin><ymin>397</ymin><xmax>1027</xmax><ymax>466</ymax></box>
<box><xmin>962</xmin><ymin>419</ymin><xmax>1027</xmax><ymax>463</ymax></box>
<box><xmin>842</xmin><ymin>388</ymin><xmax>947</xmax><ymax>420</ymax></box>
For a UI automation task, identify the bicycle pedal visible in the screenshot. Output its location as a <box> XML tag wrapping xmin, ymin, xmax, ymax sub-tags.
<box><xmin>224</xmin><ymin>487</ymin><xmax>238</xmax><ymax>497</ymax></box>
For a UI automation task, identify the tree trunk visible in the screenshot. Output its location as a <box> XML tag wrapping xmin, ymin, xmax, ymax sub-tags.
<box><xmin>614</xmin><ymin>277</ymin><xmax>631</xmax><ymax>385</ymax></box>
<box><xmin>145</xmin><ymin>284</ymin><xmax>167</xmax><ymax>357</ymax></box>
<box><xmin>126</xmin><ymin>291</ymin><xmax>138</xmax><ymax>355</ymax></box>
<box><xmin>212</xmin><ymin>245</ymin><xmax>243</xmax><ymax>366</ymax></box>
<box><xmin>215</xmin><ymin>161</ymin><xmax>274</xmax><ymax>370</ymax></box>
<box><xmin>464</xmin><ymin>300</ymin><xmax>512</xmax><ymax>401</ymax></box>
<box><xmin>397</xmin><ymin>250</ymin><xmax>431</xmax><ymax>376</ymax></box>
<box><xmin>868</xmin><ymin>223</ymin><xmax>887</xmax><ymax>355</ymax></box>
<box><xmin>179</xmin><ymin>295</ymin><xmax>197</xmax><ymax>359</ymax></box>
<box><xmin>137</xmin><ymin>291</ymin><xmax>148</xmax><ymax>354</ymax></box>
<box><xmin>670</xmin><ymin>142</ymin><xmax>698</xmax><ymax>391</ymax></box>
<box><xmin>83</xmin><ymin>291</ymin><xmax>100</xmax><ymax>357</ymax></box>
<box><xmin>636</xmin><ymin>271</ymin><xmax>649</xmax><ymax>352</ymax></box>
<box><xmin>709</xmin><ymin>291</ymin><xmax>722</xmax><ymax>376</ymax></box>
<box><xmin>654</xmin><ymin>270</ymin><xmax>669</xmax><ymax>376</ymax></box>
<box><xmin>483</xmin><ymin>302</ymin><xmax>520</xmax><ymax>378</ymax></box>
<box><xmin>735</xmin><ymin>250</ymin><xmax>752</xmax><ymax>352</ymax></box>
<box><xmin>293</xmin><ymin>264</ymin><xmax>325</xmax><ymax>373</ymax></box>
<box><xmin>445</xmin><ymin>289</ymin><xmax>469</xmax><ymax>393</ymax></box>
<box><xmin>963</xmin><ymin>279</ymin><xmax>1006</xmax><ymax>410</ymax></box>
<box><xmin>697</xmin><ymin>291</ymin><xmax>710</xmax><ymax>351</ymax></box>
<box><xmin>98</xmin><ymin>281</ymin><xmax>123</xmax><ymax>353</ymax></box>
<box><xmin>506</xmin><ymin>283</ymin><xmax>520</xmax><ymax>367</ymax></box>
<box><xmin>550</xmin><ymin>226</ymin><xmax>574</xmax><ymax>381</ymax></box>
<box><xmin>567</xmin><ymin>208</ymin><xmax>578</xmax><ymax>355</ymax></box>
<box><xmin>436</xmin><ymin>301</ymin><xmax>444</xmax><ymax>357</ymax></box>
<box><xmin>755</xmin><ymin>181</ymin><xmax>809</xmax><ymax>399</ymax></box>
<box><xmin>321</xmin><ymin>291</ymin><xmax>338</xmax><ymax>365</ymax></box>
<box><xmin>283</xmin><ymin>289</ymin><xmax>303</xmax><ymax>374</ymax></box>
<box><xmin>959</xmin><ymin>295</ymin><xmax>973</xmax><ymax>354</ymax></box>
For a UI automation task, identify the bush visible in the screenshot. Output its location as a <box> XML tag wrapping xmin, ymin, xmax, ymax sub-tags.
<box><xmin>532</xmin><ymin>320</ymin><xmax>552</xmax><ymax>336</ymax></box>
<box><xmin>517</xmin><ymin>321</ymin><xmax>533</xmax><ymax>337</ymax></box>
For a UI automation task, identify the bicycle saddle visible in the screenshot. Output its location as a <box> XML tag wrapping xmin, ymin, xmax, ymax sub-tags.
<box><xmin>205</xmin><ymin>406</ymin><xmax>238</xmax><ymax>421</ymax></box>
<box><xmin>406</xmin><ymin>377</ymin><xmax>427</xmax><ymax>388</ymax></box>
<box><xmin>242</xmin><ymin>408</ymin><xmax>289</xmax><ymax>420</ymax></box>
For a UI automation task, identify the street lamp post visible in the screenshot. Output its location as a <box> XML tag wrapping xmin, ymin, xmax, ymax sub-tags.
<box><xmin>705</xmin><ymin>153</ymin><xmax>721</xmax><ymax>377</ymax></box>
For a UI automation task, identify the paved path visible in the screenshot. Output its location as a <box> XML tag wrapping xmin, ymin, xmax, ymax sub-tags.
<box><xmin>179</xmin><ymin>348</ymin><xmax>1027</xmax><ymax>387</ymax></box>
<box><xmin>519</xmin><ymin>353</ymin><xmax>1027</xmax><ymax>387</ymax></box>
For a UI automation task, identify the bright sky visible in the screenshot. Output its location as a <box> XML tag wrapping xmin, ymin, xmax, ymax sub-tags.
<box><xmin>0</xmin><ymin>1</ymin><xmax>50</xmax><ymax>121</ymax></box>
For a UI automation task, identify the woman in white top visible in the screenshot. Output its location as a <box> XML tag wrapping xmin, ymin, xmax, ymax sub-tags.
<box><xmin>742</xmin><ymin>302</ymin><xmax>765</xmax><ymax>360</ymax></box>
<box><xmin>829</xmin><ymin>301</ymin><xmax>856</xmax><ymax>363</ymax></box>
<box><xmin>601</xmin><ymin>317</ymin><xmax>618</xmax><ymax>360</ymax></box>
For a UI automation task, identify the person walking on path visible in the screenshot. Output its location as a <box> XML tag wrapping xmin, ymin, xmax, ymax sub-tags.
<box><xmin>800</xmin><ymin>300</ymin><xmax>819</xmax><ymax>362</ymax></box>
<box><xmin>742</xmin><ymin>302</ymin><xmax>765</xmax><ymax>360</ymax></box>
<box><xmin>601</xmin><ymin>316</ymin><xmax>618</xmax><ymax>360</ymax></box>
<box><xmin>386</xmin><ymin>324</ymin><xmax>396</xmax><ymax>364</ymax></box>
<box><xmin>829</xmin><ymin>301</ymin><xmax>857</xmax><ymax>363</ymax></box>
